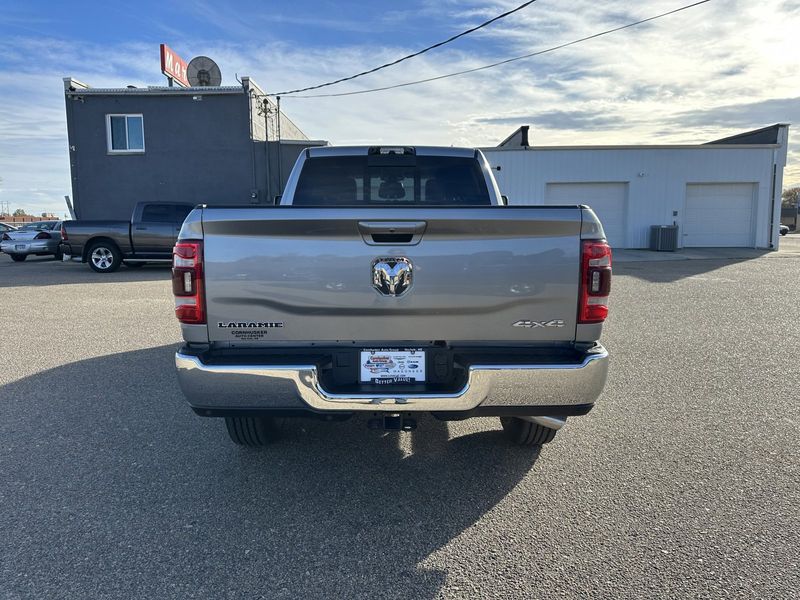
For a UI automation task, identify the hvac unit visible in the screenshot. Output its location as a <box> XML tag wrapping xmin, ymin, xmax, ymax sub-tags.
<box><xmin>649</xmin><ymin>225</ymin><xmax>679</xmax><ymax>251</ymax></box>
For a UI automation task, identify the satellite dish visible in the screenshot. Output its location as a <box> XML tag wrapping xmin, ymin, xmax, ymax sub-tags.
<box><xmin>187</xmin><ymin>56</ymin><xmax>222</xmax><ymax>87</ymax></box>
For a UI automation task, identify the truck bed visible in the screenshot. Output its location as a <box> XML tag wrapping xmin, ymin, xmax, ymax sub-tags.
<box><xmin>62</xmin><ymin>220</ymin><xmax>132</xmax><ymax>254</ymax></box>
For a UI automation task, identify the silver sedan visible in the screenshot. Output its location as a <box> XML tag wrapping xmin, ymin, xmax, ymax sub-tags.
<box><xmin>1</xmin><ymin>221</ymin><xmax>63</xmax><ymax>262</ymax></box>
<box><xmin>0</xmin><ymin>222</ymin><xmax>19</xmax><ymax>236</ymax></box>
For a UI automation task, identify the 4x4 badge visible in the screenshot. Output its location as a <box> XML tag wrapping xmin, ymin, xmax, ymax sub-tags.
<box><xmin>512</xmin><ymin>319</ymin><xmax>565</xmax><ymax>328</ymax></box>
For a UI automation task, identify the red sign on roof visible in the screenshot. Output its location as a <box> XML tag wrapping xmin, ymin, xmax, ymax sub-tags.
<box><xmin>160</xmin><ymin>44</ymin><xmax>189</xmax><ymax>87</ymax></box>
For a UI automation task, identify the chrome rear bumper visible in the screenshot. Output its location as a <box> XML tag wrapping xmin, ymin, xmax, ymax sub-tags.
<box><xmin>0</xmin><ymin>240</ymin><xmax>59</xmax><ymax>254</ymax></box>
<box><xmin>175</xmin><ymin>345</ymin><xmax>609</xmax><ymax>414</ymax></box>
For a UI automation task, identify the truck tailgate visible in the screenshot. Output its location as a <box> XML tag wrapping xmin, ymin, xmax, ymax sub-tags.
<box><xmin>201</xmin><ymin>207</ymin><xmax>583</xmax><ymax>344</ymax></box>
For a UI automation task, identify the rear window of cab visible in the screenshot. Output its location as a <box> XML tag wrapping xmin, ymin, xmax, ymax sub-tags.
<box><xmin>293</xmin><ymin>155</ymin><xmax>491</xmax><ymax>207</ymax></box>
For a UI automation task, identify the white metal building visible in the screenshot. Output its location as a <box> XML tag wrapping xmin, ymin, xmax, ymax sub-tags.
<box><xmin>481</xmin><ymin>124</ymin><xmax>790</xmax><ymax>249</ymax></box>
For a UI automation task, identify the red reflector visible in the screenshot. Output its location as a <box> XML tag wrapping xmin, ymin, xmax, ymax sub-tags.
<box><xmin>579</xmin><ymin>240</ymin><xmax>612</xmax><ymax>324</ymax></box>
<box><xmin>174</xmin><ymin>244</ymin><xmax>196</xmax><ymax>258</ymax></box>
<box><xmin>581</xmin><ymin>299</ymin><xmax>609</xmax><ymax>323</ymax></box>
<box><xmin>175</xmin><ymin>303</ymin><xmax>204</xmax><ymax>324</ymax></box>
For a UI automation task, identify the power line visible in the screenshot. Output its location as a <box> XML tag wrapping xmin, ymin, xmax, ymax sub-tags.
<box><xmin>270</xmin><ymin>0</ymin><xmax>540</xmax><ymax>96</ymax></box>
<box><xmin>284</xmin><ymin>0</ymin><xmax>713</xmax><ymax>99</ymax></box>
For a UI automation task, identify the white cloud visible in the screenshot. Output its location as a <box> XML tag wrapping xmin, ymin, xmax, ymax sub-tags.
<box><xmin>0</xmin><ymin>0</ymin><xmax>798</xmax><ymax>215</ymax></box>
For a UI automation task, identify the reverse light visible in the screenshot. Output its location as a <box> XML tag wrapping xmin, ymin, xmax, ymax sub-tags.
<box><xmin>578</xmin><ymin>240</ymin><xmax>612</xmax><ymax>324</ymax></box>
<box><xmin>172</xmin><ymin>241</ymin><xmax>205</xmax><ymax>324</ymax></box>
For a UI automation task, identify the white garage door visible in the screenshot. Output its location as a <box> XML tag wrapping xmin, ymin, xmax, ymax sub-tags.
<box><xmin>545</xmin><ymin>182</ymin><xmax>627</xmax><ymax>248</ymax></box>
<box><xmin>684</xmin><ymin>183</ymin><xmax>755</xmax><ymax>247</ymax></box>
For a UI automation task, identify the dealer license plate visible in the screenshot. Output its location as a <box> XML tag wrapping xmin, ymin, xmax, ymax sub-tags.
<box><xmin>360</xmin><ymin>348</ymin><xmax>426</xmax><ymax>384</ymax></box>
<box><xmin>15</xmin><ymin>244</ymin><xmax>26</xmax><ymax>251</ymax></box>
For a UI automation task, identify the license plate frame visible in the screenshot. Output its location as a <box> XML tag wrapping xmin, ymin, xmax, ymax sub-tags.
<box><xmin>359</xmin><ymin>348</ymin><xmax>426</xmax><ymax>384</ymax></box>
<box><xmin>14</xmin><ymin>244</ymin><xmax>26</xmax><ymax>251</ymax></box>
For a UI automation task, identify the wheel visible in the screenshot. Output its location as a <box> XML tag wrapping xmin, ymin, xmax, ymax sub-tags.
<box><xmin>500</xmin><ymin>417</ymin><xmax>558</xmax><ymax>447</ymax></box>
<box><xmin>125</xmin><ymin>262</ymin><xmax>145</xmax><ymax>268</ymax></box>
<box><xmin>54</xmin><ymin>248</ymin><xmax>63</xmax><ymax>261</ymax></box>
<box><xmin>9</xmin><ymin>253</ymin><xmax>26</xmax><ymax>262</ymax></box>
<box><xmin>87</xmin><ymin>241</ymin><xmax>122</xmax><ymax>273</ymax></box>
<box><xmin>224</xmin><ymin>416</ymin><xmax>284</xmax><ymax>447</ymax></box>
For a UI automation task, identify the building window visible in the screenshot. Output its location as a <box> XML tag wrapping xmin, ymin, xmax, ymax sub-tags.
<box><xmin>106</xmin><ymin>114</ymin><xmax>145</xmax><ymax>153</ymax></box>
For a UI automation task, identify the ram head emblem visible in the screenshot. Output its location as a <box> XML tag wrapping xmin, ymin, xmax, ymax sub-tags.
<box><xmin>372</xmin><ymin>257</ymin><xmax>413</xmax><ymax>297</ymax></box>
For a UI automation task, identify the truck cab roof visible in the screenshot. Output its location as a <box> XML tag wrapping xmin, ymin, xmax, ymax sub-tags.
<box><xmin>306</xmin><ymin>146</ymin><xmax>480</xmax><ymax>159</ymax></box>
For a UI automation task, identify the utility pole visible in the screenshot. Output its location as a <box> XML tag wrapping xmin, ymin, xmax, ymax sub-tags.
<box><xmin>257</xmin><ymin>98</ymin><xmax>273</xmax><ymax>203</ymax></box>
<box><xmin>257</xmin><ymin>97</ymin><xmax>283</xmax><ymax>204</ymax></box>
<box><xmin>276</xmin><ymin>96</ymin><xmax>283</xmax><ymax>194</ymax></box>
<box><xmin>0</xmin><ymin>176</ymin><xmax>7</xmax><ymax>217</ymax></box>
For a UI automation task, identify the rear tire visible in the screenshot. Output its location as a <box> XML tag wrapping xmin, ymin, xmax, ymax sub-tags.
<box><xmin>87</xmin><ymin>241</ymin><xmax>121</xmax><ymax>273</ymax></box>
<box><xmin>224</xmin><ymin>416</ymin><xmax>284</xmax><ymax>447</ymax></box>
<box><xmin>9</xmin><ymin>253</ymin><xmax>26</xmax><ymax>262</ymax></box>
<box><xmin>500</xmin><ymin>417</ymin><xmax>558</xmax><ymax>447</ymax></box>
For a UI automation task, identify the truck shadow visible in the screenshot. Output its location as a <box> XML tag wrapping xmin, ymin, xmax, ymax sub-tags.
<box><xmin>614</xmin><ymin>252</ymin><xmax>770</xmax><ymax>283</ymax></box>
<box><xmin>0</xmin><ymin>254</ymin><xmax>171</xmax><ymax>287</ymax></box>
<box><xmin>1</xmin><ymin>344</ymin><xmax>539</xmax><ymax>599</ymax></box>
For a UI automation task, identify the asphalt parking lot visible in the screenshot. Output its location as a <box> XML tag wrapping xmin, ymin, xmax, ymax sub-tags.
<box><xmin>1</xmin><ymin>243</ymin><xmax>799</xmax><ymax>600</ymax></box>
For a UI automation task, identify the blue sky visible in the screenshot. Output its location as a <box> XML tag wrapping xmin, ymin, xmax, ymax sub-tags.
<box><xmin>1</xmin><ymin>0</ymin><xmax>798</xmax><ymax>215</ymax></box>
<box><xmin>2</xmin><ymin>1</ymin><xmax>510</xmax><ymax>51</ymax></box>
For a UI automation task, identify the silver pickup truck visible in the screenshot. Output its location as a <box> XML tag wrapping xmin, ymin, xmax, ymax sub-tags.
<box><xmin>173</xmin><ymin>146</ymin><xmax>611</xmax><ymax>453</ymax></box>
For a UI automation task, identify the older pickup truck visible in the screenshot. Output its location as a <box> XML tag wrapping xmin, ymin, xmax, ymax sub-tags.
<box><xmin>173</xmin><ymin>146</ymin><xmax>611</xmax><ymax>452</ymax></box>
<box><xmin>61</xmin><ymin>202</ymin><xmax>194</xmax><ymax>272</ymax></box>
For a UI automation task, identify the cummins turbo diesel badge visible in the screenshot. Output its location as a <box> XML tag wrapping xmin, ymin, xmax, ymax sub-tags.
<box><xmin>217</xmin><ymin>322</ymin><xmax>284</xmax><ymax>328</ymax></box>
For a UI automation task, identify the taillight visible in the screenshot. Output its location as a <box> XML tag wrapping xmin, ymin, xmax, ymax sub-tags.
<box><xmin>61</xmin><ymin>225</ymin><xmax>68</xmax><ymax>241</ymax></box>
<box><xmin>1</xmin><ymin>233</ymin><xmax>9</xmax><ymax>241</ymax></box>
<box><xmin>172</xmin><ymin>241</ymin><xmax>205</xmax><ymax>324</ymax></box>
<box><xmin>34</xmin><ymin>232</ymin><xmax>52</xmax><ymax>239</ymax></box>
<box><xmin>578</xmin><ymin>240</ymin><xmax>612</xmax><ymax>324</ymax></box>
